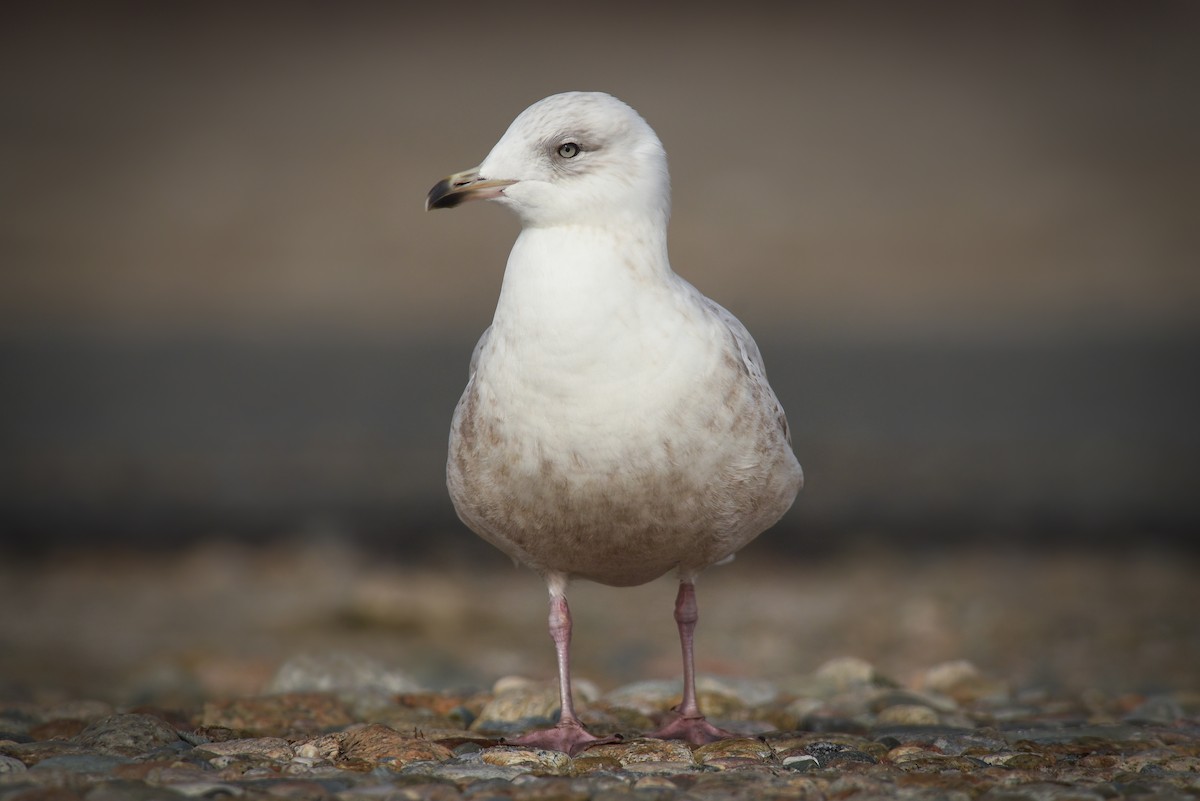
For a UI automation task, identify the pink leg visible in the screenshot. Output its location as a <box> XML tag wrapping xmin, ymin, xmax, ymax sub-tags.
<box><xmin>647</xmin><ymin>581</ymin><xmax>734</xmax><ymax>745</ymax></box>
<box><xmin>505</xmin><ymin>591</ymin><xmax>621</xmax><ymax>755</ymax></box>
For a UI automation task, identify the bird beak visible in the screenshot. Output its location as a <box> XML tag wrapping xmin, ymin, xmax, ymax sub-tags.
<box><xmin>425</xmin><ymin>169</ymin><xmax>517</xmax><ymax>210</ymax></box>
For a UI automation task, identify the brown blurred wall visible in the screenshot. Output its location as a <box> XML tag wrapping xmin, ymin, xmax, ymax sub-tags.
<box><xmin>2</xmin><ymin>3</ymin><xmax>1198</xmax><ymax>549</ymax></box>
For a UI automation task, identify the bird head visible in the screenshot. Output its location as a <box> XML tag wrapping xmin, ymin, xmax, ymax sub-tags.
<box><xmin>426</xmin><ymin>92</ymin><xmax>671</xmax><ymax>229</ymax></box>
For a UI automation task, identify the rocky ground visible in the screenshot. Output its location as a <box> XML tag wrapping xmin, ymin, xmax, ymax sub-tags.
<box><xmin>1</xmin><ymin>541</ymin><xmax>1197</xmax><ymax>799</ymax></box>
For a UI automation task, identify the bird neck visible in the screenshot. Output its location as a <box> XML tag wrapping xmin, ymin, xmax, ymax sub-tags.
<box><xmin>485</xmin><ymin>221</ymin><xmax>681</xmax><ymax>368</ymax></box>
<box><xmin>498</xmin><ymin>220</ymin><xmax>670</xmax><ymax>305</ymax></box>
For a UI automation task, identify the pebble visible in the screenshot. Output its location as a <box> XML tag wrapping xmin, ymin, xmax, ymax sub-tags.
<box><xmin>693</xmin><ymin>737</ymin><xmax>773</xmax><ymax>769</ymax></box>
<box><xmin>480</xmin><ymin>745</ymin><xmax>571</xmax><ymax>774</ymax></box>
<box><xmin>193</xmin><ymin>736</ymin><xmax>295</xmax><ymax>761</ymax></box>
<box><xmin>920</xmin><ymin>659</ymin><xmax>1011</xmax><ymax>704</ymax></box>
<box><xmin>875</xmin><ymin>702</ymin><xmax>941</xmax><ymax>726</ymax></box>
<box><xmin>602</xmin><ymin>680</ymin><xmax>682</xmax><ymax>715</ymax></box>
<box><xmin>814</xmin><ymin>656</ymin><xmax>890</xmax><ymax>693</ymax></box>
<box><xmin>587</xmin><ymin>738</ymin><xmax>694</xmax><ymax>767</ymax></box>
<box><xmin>469</xmin><ymin>685</ymin><xmax>560</xmax><ymax>734</ymax></box>
<box><xmin>0</xmin><ymin>754</ymin><xmax>27</xmax><ymax>773</ymax></box>
<box><xmin>266</xmin><ymin>652</ymin><xmax>423</xmax><ymax>709</ymax></box>
<box><xmin>0</xmin><ymin>661</ymin><xmax>1197</xmax><ymax>799</ymax></box>
<box><xmin>28</xmin><ymin>752</ymin><xmax>133</xmax><ymax>773</ymax></box>
<box><xmin>328</xmin><ymin>723</ymin><xmax>456</xmax><ymax>767</ymax></box>
<box><xmin>73</xmin><ymin>713</ymin><xmax>183</xmax><ymax>756</ymax></box>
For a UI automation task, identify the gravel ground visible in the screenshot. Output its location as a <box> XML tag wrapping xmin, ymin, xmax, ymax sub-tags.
<box><xmin>1</xmin><ymin>541</ymin><xmax>1197</xmax><ymax>798</ymax></box>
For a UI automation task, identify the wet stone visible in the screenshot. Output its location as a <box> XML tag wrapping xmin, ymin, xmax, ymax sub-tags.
<box><xmin>978</xmin><ymin>782</ymin><xmax>1110</xmax><ymax>801</ymax></box>
<box><xmin>72</xmin><ymin>714</ymin><xmax>182</xmax><ymax>757</ymax></box>
<box><xmin>697</xmin><ymin>677</ymin><xmax>780</xmax><ymax>708</ymax></box>
<box><xmin>921</xmin><ymin>660</ymin><xmax>1011</xmax><ymax>705</ymax></box>
<box><xmin>871</xmin><ymin>724</ymin><xmax>1007</xmax><ymax>755</ymax></box>
<box><xmin>1124</xmin><ymin>695</ymin><xmax>1186</xmax><ymax>724</ymax></box>
<box><xmin>479</xmin><ymin>745</ymin><xmax>570</xmax><ymax>775</ymax></box>
<box><xmin>1000</xmin><ymin>725</ymin><xmax>1141</xmax><ymax>746</ymax></box>
<box><xmin>193</xmin><ymin>736</ymin><xmax>295</xmax><ymax>762</ymax></box>
<box><xmin>692</xmin><ymin>737</ymin><xmax>772</xmax><ymax>770</ymax></box>
<box><xmin>0</xmin><ymin>754</ymin><xmax>27</xmax><ymax>773</ymax></box>
<box><xmin>768</xmin><ymin>731</ymin><xmax>888</xmax><ymax>760</ymax></box>
<box><xmin>876</xmin><ymin>703</ymin><xmax>942</xmax><ymax>726</ymax></box>
<box><xmin>28</xmin><ymin>753</ymin><xmax>133</xmax><ymax>774</ymax></box>
<box><xmin>4</xmin><ymin>659</ymin><xmax>1200</xmax><ymax>800</ymax></box>
<box><xmin>813</xmin><ymin>657</ymin><xmax>891</xmax><ymax>694</ymax></box>
<box><xmin>602</xmin><ymin>681</ymin><xmax>682</xmax><ymax>716</ymax></box>
<box><xmin>585</xmin><ymin>738</ymin><xmax>694</xmax><ymax>768</ymax></box>
<box><xmin>781</xmin><ymin>753</ymin><xmax>820</xmax><ymax>772</ymax></box>
<box><xmin>569</xmin><ymin>754</ymin><xmax>625</xmax><ymax>774</ymax></box>
<box><xmin>266</xmin><ymin>652</ymin><xmax>423</xmax><ymax>718</ymax></box>
<box><xmin>86</xmin><ymin>779</ymin><xmax>188</xmax><ymax>801</ymax></box>
<box><xmin>324</xmin><ymin>723</ymin><xmax>455</xmax><ymax>768</ymax></box>
<box><xmin>469</xmin><ymin>685</ymin><xmax>560</xmax><ymax>735</ymax></box>
<box><xmin>400</xmin><ymin>751</ymin><xmax>530</xmax><ymax>784</ymax></box>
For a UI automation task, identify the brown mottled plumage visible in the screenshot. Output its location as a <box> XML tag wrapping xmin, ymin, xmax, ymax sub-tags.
<box><xmin>427</xmin><ymin>92</ymin><xmax>802</xmax><ymax>754</ymax></box>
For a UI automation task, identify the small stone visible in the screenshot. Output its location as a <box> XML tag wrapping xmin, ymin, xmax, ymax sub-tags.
<box><xmin>571</xmin><ymin>754</ymin><xmax>625</xmax><ymax>774</ymax></box>
<box><xmin>0</xmin><ymin>754</ymin><xmax>27</xmax><ymax>773</ymax></box>
<box><xmin>400</xmin><ymin>751</ymin><xmax>528</xmax><ymax>784</ymax></box>
<box><xmin>814</xmin><ymin>657</ymin><xmax>885</xmax><ymax>693</ymax></box>
<box><xmin>870</xmin><ymin>688</ymin><xmax>959</xmax><ymax>714</ymax></box>
<box><xmin>480</xmin><ymin>745</ymin><xmax>571</xmax><ymax>774</ymax></box>
<box><xmin>73</xmin><ymin>714</ymin><xmax>182</xmax><ymax>757</ymax></box>
<box><xmin>1124</xmin><ymin>695</ymin><xmax>1185</xmax><ymax>724</ymax></box>
<box><xmin>693</xmin><ymin>737</ymin><xmax>772</xmax><ymax>770</ymax></box>
<box><xmin>876</xmin><ymin>704</ymin><xmax>941</xmax><ymax>726</ymax></box>
<box><xmin>620</xmin><ymin>760</ymin><xmax>699</xmax><ymax>775</ymax></box>
<box><xmin>294</xmin><ymin>742</ymin><xmax>323</xmax><ymax>760</ymax></box>
<box><xmin>169</xmin><ymin>782</ymin><xmax>248</xmax><ymax>797</ymax></box>
<box><xmin>769</xmin><ymin>732</ymin><xmax>887</xmax><ymax>760</ymax></box>
<box><xmin>87</xmin><ymin>778</ymin><xmax>186</xmax><ymax>801</ymax></box>
<box><xmin>193</xmin><ymin>736</ymin><xmax>295</xmax><ymax>761</ymax></box>
<box><xmin>470</xmin><ymin>684</ymin><xmax>560</xmax><ymax>733</ymax></box>
<box><xmin>187</xmin><ymin>726</ymin><xmax>242</xmax><ymax>745</ymax></box>
<box><xmin>982</xmin><ymin>752</ymin><xmax>1056</xmax><ymax>770</ymax></box>
<box><xmin>781</xmin><ymin>696</ymin><xmax>824</xmax><ymax>724</ymax></box>
<box><xmin>781</xmin><ymin>753</ymin><xmax>819</xmax><ymax>771</ymax></box>
<box><xmin>978</xmin><ymin>781</ymin><xmax>1107</xmax><ymax>801</ymax></box>
<box><xmin>603</xmin><ymin>680</ymin><xmax>682</xmax><ymax>715</ymax></box>
<box><xmin>335</xmin><ymin>723</ymin><xmax>454</xmax><ymax>767</ymax></box>
<box><xmin>112</xmin><ymin>760</ymin><xmax>212</xmax><ymax>784</ymax></box>
<box><xmin>29</xmin><ymin>753</ymin><xmax>133</xmax><ymax>774</ymax></box>
<box><xmin>586</xmin><ymin>737</ymin><xmax>694</xmax><ymax>766</ymax></box>
<box><xmin>695</xmin><ymin>676</ymin><xmax>780</xmax><ymax>707</ymax></box>
<box><xmin>920</xmin><ymin>660</ymin><xmax>1009</xmax><ymax>704</ymax></box>
<box><xmin>266</xmin><ymin>652</ymin><xmax>422</xmax><ymax>700</ymax></box>
<box><xmin>0</xmin><ymin>739</ymin><xmax>92</xmax><ymax>766</ymax></box>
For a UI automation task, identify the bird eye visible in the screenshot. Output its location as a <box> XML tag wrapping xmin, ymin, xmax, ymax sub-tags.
<box><xmin>557</xmin><ymin>142</ymin><xmax>580</xmax><ymax>159</ymax></box>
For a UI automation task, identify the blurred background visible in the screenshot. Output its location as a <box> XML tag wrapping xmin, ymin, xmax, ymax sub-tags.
<box><xmin>1</xmin><ymin>3</ymin><xmax>1197</xmax><ymax>702</ymax></box>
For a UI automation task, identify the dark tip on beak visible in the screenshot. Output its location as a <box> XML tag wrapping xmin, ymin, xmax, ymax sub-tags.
<box><xmin>425</xmin><ymin>170</ymin><xmax>516</xmax><ymax>211</ymax></box>
<box><xmin>426</xmin><ymin>177</ymin><xmax>468</xmax><ymax>210</ymax></box>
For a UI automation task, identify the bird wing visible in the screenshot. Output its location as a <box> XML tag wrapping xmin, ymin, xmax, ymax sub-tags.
<box><xmin>468</xmin><ymin>325</ymin><xmax>492</xmax><ymax>380</ymax></box>
<box><xmin>699</xmin><ymin>294</ymin><xmax>794</xmax><ymax>446</ymax></box>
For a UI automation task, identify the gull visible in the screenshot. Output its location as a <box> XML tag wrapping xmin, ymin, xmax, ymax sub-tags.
<box><xmin>426</xmin><ymin>91</ymin><xmax>803</xmax><ymax>754</ymax></box>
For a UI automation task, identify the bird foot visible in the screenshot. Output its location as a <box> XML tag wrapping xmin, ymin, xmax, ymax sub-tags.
<box><xmin>503</xmin><ymin>721</ymin><xmax>623</xmax><ymax>756</ymax></box>
<box><xmin>648</xmin><ymin>711</ymin><xmax>735</xmax><ymax>745</ymax></box>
